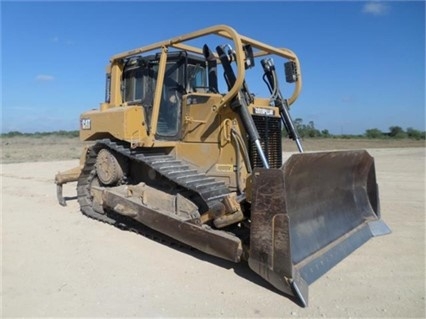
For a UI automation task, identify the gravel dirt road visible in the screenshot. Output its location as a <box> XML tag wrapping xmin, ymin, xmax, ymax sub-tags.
<box><xmin>1</xmin><ymin>148</ymin><xmax>425</xmax><ymax>318</ymax></box>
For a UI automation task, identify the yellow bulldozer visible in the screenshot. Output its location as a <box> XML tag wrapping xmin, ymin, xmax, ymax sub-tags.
<box><xmin>55</xmin><ymin>25</ymin><xmax>390</xmax><ymax>306</ymax></box>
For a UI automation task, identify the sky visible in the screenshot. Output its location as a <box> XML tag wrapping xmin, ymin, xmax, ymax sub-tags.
<box><xmin>1</xmin><ymin>0</ymin><xmax>425</xmax><ymax>134</ymax></box>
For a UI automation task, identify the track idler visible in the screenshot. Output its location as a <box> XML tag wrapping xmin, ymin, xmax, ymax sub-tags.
<box><xmin>248</xmin><ymin>150</ymin><xmax>391</xmax><ymax>306</ymax></box>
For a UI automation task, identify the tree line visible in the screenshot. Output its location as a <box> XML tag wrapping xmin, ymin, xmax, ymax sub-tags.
<box><xmin>1</xmin><ymin>130</ymin><xmax>79</xmax><ymax>138</ymax></box>
<box><xmin>283</xmin><ymin>118</ymin><xmax>425</xmax><ymax>140</ymax></box>
<box><xmin>1</xmin><ymin>119</ymin><xmax>425</xmax><ymax>140</ymax></box>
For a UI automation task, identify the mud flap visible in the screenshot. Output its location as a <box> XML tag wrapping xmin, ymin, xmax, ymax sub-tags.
<box><xmin>248</xmin><ymin>150</ymin><xmax>391</xmax><ymax>306</ymax></box>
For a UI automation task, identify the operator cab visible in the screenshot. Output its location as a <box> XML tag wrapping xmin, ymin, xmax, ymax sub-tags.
<box><xmin>121</xmin><ymin>51</ymin><xmax>207</xmax><ymax>139</ymax></box>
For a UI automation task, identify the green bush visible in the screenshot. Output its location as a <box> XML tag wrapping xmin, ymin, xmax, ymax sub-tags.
<box><xmin>406</xmin><ymin>127</ymin><xmax>424</xmax><ymax>140</ymax></box>
<box><xmin>389</xmin><ymin>126</ymin><xmax>407</xmax><ymax>139</ymax></box>
<box><xmin>365</xmin><ymin>128</ymin><xmax>383</xmax><ymax>139</ymax></box>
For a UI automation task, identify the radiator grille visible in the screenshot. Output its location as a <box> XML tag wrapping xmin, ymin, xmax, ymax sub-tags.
<box><xmin>249</xmin><ymin>115</ymin><xmax>282</xmax><ymax>169</ymax></box>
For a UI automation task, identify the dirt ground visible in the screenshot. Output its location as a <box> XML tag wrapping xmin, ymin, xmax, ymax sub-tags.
<box><xmin>1</xmin><ymin>141</ymin><xmax>425</xmax><ymax>317</ymax></box>
<box><xmin>1</xmin><ymin>135</ymin><xmax>424</xmax><ymax>163</ymax></box>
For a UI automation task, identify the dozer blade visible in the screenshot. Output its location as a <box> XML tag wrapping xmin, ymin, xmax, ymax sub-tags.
<box><xmin>248</xmin><ymin>150</ymin><xmax>390</xmax><ymax>307</ymax></box>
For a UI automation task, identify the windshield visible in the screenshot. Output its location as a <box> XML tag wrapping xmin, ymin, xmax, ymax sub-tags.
<box><xmin>187</xmin><ymin>64</ymin><xmax>207</xmax><ymax>92</ymax></box>
<box><xmin>157</xmin><ymin>61</ymin><xmax>184</xmax><ymax>137</ymax></box>
<box><xmin>122</xmin><ymin>52</ymin><xmax>206</xmax><ymax>139</ymax></box>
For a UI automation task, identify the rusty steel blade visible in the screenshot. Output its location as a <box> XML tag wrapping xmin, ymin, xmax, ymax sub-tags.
<box><xmin>248</xmin><ymin>150</ymin><xmax>391</xmax><ymax>306</ymax></box>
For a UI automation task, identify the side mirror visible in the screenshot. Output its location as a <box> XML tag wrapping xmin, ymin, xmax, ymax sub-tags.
<box><xmin>243</xmin><ymin>44</ymin><xmax>255</xmax><ymax>69</ymax></box>
<box><xmin>284</xmin><ymin>61</ymin><xmax>298</xmax><ymax>83</ymax></box>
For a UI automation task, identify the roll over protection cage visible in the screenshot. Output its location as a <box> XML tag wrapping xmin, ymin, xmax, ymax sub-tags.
<box><xmin>106</xmin><ymin>24</ymin><xmax>302</xmax><ymax>113</ymax></box>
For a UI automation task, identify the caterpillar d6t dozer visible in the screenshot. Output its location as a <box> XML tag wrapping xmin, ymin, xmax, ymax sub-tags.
<box><xmin>55</xmin><ymin>25</ymin><xmax>390</xmax><ymax>306</ymax></box>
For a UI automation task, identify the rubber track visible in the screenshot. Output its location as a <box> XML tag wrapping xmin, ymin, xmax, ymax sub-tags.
<box><xmin>77</xmin><ymin>138</ymin><xmax>231</xmax><ymax>223</ymax></box>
